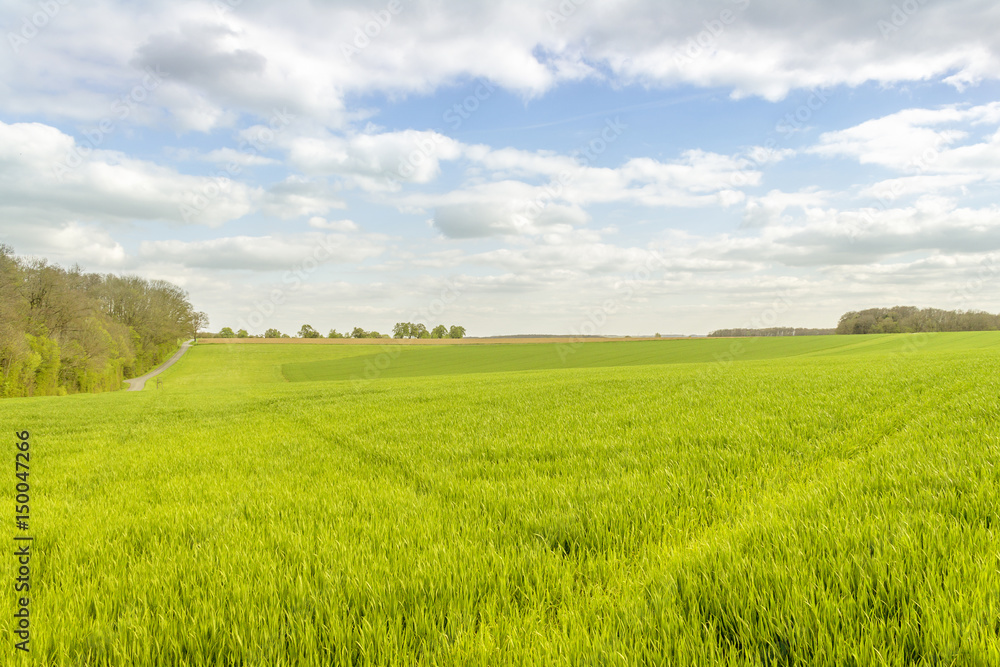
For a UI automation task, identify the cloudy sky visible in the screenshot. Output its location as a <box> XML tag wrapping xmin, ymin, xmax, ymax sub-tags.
<box><xmin>2</xmin><ymin>0</ymin><xmax>1000</xmax><ymax>336</ymax></box>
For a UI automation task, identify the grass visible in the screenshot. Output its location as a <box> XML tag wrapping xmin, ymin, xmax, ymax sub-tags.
<box><xmin>2</xmin><ymin>333</ymin><xmax>999</xmax><ymax>665</ymax></box>
<box><xmin>279</xmin><ymin>332</ymin><xmax>1000</xmax><ymax>383</ymax></box>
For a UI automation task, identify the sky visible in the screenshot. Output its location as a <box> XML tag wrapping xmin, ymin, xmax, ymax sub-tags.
<box><xmin>2</xmin><ymin>0</ymin><xmax>1000</xmax><ymax>337</ymax></box>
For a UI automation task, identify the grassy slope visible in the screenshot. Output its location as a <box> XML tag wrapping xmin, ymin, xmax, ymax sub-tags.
<box><xmin>280</xmin><ymin>331</ymin><xmax>1000</xmax><ymax>382</ymax></box>
<box><xmin>2</xmin><ymin>334</ymin><xmax>999</xmax><ymax>665</ymax></box>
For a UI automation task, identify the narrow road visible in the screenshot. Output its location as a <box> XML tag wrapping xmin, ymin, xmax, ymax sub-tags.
<box><xmin>124</xmin><ymin>339</ymin><xmax>194</xmax><ymax>391</ymax></box>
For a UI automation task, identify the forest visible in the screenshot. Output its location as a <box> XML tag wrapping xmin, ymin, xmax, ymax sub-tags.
<box><xmin>0</xmin><ymin>245</ymin><xmax>204</xmax><ymax>397</ymax></box>
<box><xmin>836</xmin><ymin>306</ymin><xmax>1000</xmax><ymax>334</ymax></box>
<box><xmin>710</xmin><ymin>307</ymin><xmax>1000</xmax><ymax>337</ymax></box>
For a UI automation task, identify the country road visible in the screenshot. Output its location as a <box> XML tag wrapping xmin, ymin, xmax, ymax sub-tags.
<box><xmin>124</xmin><ymin>339</ymin><xmax>194</xmax><ymax>391</ymax></box>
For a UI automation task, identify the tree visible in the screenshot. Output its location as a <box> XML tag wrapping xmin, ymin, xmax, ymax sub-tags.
<box><xmin>298</xmin><ymin>324</ymin><xmax>321</xmax><ymax>338</ymax></box>
<box><xmin>264</xmin><ymin>328</ymin><xmax>282</xmax><ymax>338</ymax></box>
<box><xmin>219</xmin><ymin>327</ymin><xmax>235</xmax><ymax>337</ymax></box>
<box><xmin>328</xmin><ymin>329</ymin><xmax>344</xmax><ymax>338</ymax></box>
<box><xmin>191</xmin><ymin>312</ymin><xmax>209</xmax><ymax>343</ymax></box>
<box><xmin>413</xmin><ymin>323</ymin><xmax>429</xmax><ymax>339</ymax></box>
<box><xmin>431</xmin><ymin>324</ymin><xmax>448</xmax><ymax>339</ymax></box>
<box><xmin>392</xmin><ymin>322</ymin><xmax>412</xmax><ymax>339</ymax></box>
<box><xmin>0</xmin><ymin>246</ymin><xmax>202</xmax><ymax>397</ymax></box>
<box><xmin>236</xmin><ymin>329</ymin><xmax>249</xmax><ymax>338</ymax></box>
<box><xmin>448</xmin><ymin>325</ymin><xmax>466</xmax><ymax>339</ymax></box>
<box><xmin>351</xmin><ymin>327</ymin><xmax>367</xmax><ymax>339</ymax></box>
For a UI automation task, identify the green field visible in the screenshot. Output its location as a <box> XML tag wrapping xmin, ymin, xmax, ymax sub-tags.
<box><xmin>3</xmin><ymin>333</ymin><xmax>999</xmax><ymax>665</ymax></box>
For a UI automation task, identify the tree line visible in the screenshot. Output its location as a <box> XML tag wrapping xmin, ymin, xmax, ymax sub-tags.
<box><xmin>207</xmin><ymin>323</ymin><xmax>468</xmax><ymax>340</ymax></box>
<box><xmin>392</xmin><ymin>322</ymin><xmax>465</xmax><ymax>339</ymax></box>
<box><xmin>708</xmin><ymin>327</ymin><xmax>836</xmax><ymax>337</ymax></box>
<box><xmin>0</xmin><ymin>245</ymin><xmax>205</xmax><ymax>397</ymax></box>
<box><xmin>836</xmin><ymin>306</ymin><xmax>1000</xmax><ymax>334</ymax></box>
<box><xmin>710</xmin><ymin>306</ymin><xmax>1000</xmax><ymax>337</ymax></box>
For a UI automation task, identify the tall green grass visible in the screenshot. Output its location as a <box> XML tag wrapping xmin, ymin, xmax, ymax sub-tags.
<box><xmin>2</xmin><ymin>334</ymin><xmax>999</xmax><ymax>665</ymax></box>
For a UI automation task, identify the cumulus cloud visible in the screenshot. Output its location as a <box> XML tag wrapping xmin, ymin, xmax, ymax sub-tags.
<box><xmin>390</xmin><ymin>146</ymin><xmax>757</xmax><ymax>238</ymax></box>
<box><xmin>307</xmin><ymin>217</ymin><xmax>359</xmax><ymax>232</ymax></box>
<box><xmin>4</xmin><ymin>0</ymin><xmax>1000</xmax><ymax>130</ymax></box>
<box><xmin>742</xmin><ymin>189</ymin><xmax>833</xmax><ymax>228</ymax></box>
<box><xmin>0</xmin><ymin>120</ymin><xmax>259</xmax><ymax>227</ymax></box>
<box><xmin>0</xmin><ymin>221</ymin><xmax>127</xmax><ymax>269</ymax></box>
<box><xmin>712</xmin><ymin>199</ymin><xmax>1000</xmax><ymax>267</ymax></box>
<box><xmin>810</xmin><ymin>103</ymin><xmax>1000</xmax><ymax>172</ymax></box>
<box><xmin>285</xmin><ymin>129</ymin><xmax>464</xmax><ymax>190</ymax></box>
<box><xmin>138</xmin><ymin>232</ymin><xmax>385</xmax><ymax>270</ymax></box>
<box><xmin>261</xmin><ymin>177</ymin><xmax>346</xmax><ymax>219</ymax></box>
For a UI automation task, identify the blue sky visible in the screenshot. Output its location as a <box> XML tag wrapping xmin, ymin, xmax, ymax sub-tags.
<box><xmin>2</xmin><ymin>0</ymin><xmax>1000</xmax><ymax>335</ymax></box>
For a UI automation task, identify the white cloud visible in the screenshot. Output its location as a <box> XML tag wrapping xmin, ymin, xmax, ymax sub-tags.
<box><xmin>1</xmin><ymin>221</ymin><xmax>127</xmax><ymax>269</ymax></box>
<box><xmin>285</xmin><ymin>129</ymin><xmax>464</xmax><ymax>190</ymax></box>
<box><xmin>0</xmin><ymin>120</ymin><xmax>259</xmax><ymax>227</ymax></box>
<box><xmin>139</xmin><ymin>232</ymin><xmax>385</xmax><ymax>270</ymax></box>
<box><xmin>810</xmin><ymin>103</ymin><xmax>1000</xmax><ymax>172</ymax></box>
<box><xmin>4</xmin><ymin>0</ymin><xmax>1000</xmax><ymax>132</ymax></box>
<box><xmin>308</xmin><ymin>217</ymin><xmax>359</xmax><ymax>232</ymax></box>
<box><xmin>743</xmin><ymin>189</ymin><xmax>833</xmax><ymax>228</ymax></box>
<box><xmin>261</xmin><ymin>177</ymin><xmax>346</xmax><ymax>219</ymax></box>
<box><xmin>389</xmin><ymin>146</ymin><xmax>758</xmax><ymax>238</ymax></box>
<box><xmin>714</xmin><ymin>199</ymin><xmax>1000</xmax><ymax>267</ymax></box>
<box><xmin>169</xmin><ymin>147</ymin><xmax>280</xmax><ymax>166</ymax></box>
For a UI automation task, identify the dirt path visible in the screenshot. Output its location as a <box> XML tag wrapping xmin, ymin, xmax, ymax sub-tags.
<box><xmin>124</xmin><ymin>339</ymin><xmax>194</xmax><ymax>391</ymax></box>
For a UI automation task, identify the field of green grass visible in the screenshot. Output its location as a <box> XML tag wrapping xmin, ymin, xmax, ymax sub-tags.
<box><xmin>3</xmin><ymin>332</ymin><xmax>999</xmax><ymax>665</ymax></box>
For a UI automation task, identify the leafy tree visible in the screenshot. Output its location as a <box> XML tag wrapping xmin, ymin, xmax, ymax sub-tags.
<box><xmin>448</xmin><ymin>325</ymin><xmax>466</xmax><ymax>339</ymax></box>
<box><xmin>413</xmin><ymin>323</ymin><xmax>429</xmax><ymax>339</ymax></box>
<box><xmin>192</xmin><ymin>311</ymin><xmax>209</xmax><ymax>341</ymax></box>
<box><xmin>328</xmin><ymin>329</ymin><xmax>344</xmax><ymax>339</ymax></box>
<box><xmin>219</xmin><ymin>327</ymin><xmax>235</xmax><ymax>337</ymax></box>
<box><xmin>351</xmin><ymin>327</ymin><xmax>367</xmax><ymax>339</ymax></box>
<box><xmin>431</xmin><ymin>324</ymin><xmax>448</xmax><ymax>339</ymax></box>
<box><xmin>0</xmin><ymin>246</ymin><xmax>202</xmax><ymax>397</ymax></box>
<box><xmin>836</xmin><ymin>307</ymin><xmax>1000</xmax><ymax>335</ymax></box>
<box><xmin>392</xmin><ymin>322</ymin><xmax>412</xmax><ymax>339</ymax></box>
<box><xmin>298</xmin><ymin>324</ymin><xmax>321</xmax><ymax>338</ymax></box>
<box><xmin>236</xmin><ymin>329</ymin><xmax>249</xmax><ymax>338</ymax></box>
<box><xmin>264</xmin><ymin>328</ymin><xmax>282</xmax><ymax>338</ymax></box>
